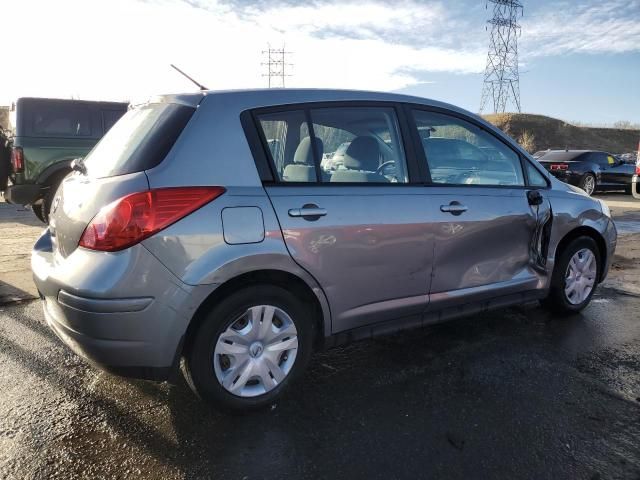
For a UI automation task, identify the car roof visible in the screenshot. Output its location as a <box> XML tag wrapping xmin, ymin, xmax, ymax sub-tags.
<box><xmin>539</xmin><ymin>150</ymin><xmax>607</xmax><ymax>161</ymax></box>
<box><xmin>151</xmin><ymin>88</ymin><xmax>474</xmax><ymax>117</ymax></box>
<box><xmin>16</xmin><ymin>97</ymin><xmax>128</xmax><ymax>108</ymax></box>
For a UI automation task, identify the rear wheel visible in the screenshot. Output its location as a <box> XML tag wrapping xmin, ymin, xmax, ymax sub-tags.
<box><xmin>31</xmin><ymin>174</ymin><xmax>67</xmax><ymax>224</ymax></box>
<box><xmin>183</xmin><ymin>285</ymin><xmax>314</xmax><ymax>411</ymax></box>
<box><xmin>579</xmin><ymin>173</ymin><xmax>596</xmax><ymax>196</ymax></box>
<box><xmin>542</xmin><ymin>236</ymin><xmax>600</xmax><ymax>314</ymax></box>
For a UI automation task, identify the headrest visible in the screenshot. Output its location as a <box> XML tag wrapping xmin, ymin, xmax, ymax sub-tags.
<box><xmin>343</xmin><ymin>137</ymin><xmax>380</xmax><ymax>171</ymax></box>
<box><xmin>294</xmin><ymin>137</ymin><xmax>323</xmax><ymax>165</ymax></box>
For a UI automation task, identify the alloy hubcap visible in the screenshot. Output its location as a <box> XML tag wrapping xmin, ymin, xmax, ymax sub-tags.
<box><xmin>583</xmin><ymin>176</ymin><xmax>595</xmax><ymax>195</ymax></box>
<box><xmin>564</xmin><ymin>248</ymin><xmax>597</xmax><ymax>305</ymax></box>
<box><xmin>213</xmin><ymin>305</ymin><xmax>298</xmax><ymax>397</ymax></box>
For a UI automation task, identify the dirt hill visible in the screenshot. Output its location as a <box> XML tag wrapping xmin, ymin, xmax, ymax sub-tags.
<box><xmin>483</xmin><ymin>113</ymin><xmax>640</xmax><ymax>154</ymax></box>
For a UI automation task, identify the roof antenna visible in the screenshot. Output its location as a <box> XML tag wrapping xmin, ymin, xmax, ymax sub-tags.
<box><xmin>170</xmin><ymin>64</ymin><xmax>208</xmax><ymax>91</ymax></box>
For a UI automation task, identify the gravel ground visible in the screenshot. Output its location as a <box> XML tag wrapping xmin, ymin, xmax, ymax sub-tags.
<box><xmin>0</xmin><ymin>194</ymin><xmax>639</xmax><ymax>479</ymax></box>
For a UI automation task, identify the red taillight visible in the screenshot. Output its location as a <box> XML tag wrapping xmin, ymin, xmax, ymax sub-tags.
<box><xmin>11</xmin><ymin>147</ymin><xmax>24</xmax><ymax>173</ymax></box>
<box><xmin>550</xmin><ymin>163</ymin><xmax>568</xmax><ymax>171</ymax></box>
<box><xmin>79</xmin><ymin>187</ymin><xmax>226</xmax><ymax>252</ymax></box>
<box><xmin>636</xmin><ymin>162</ymin><xmax>640</xmax><ymax>175</ymax></box>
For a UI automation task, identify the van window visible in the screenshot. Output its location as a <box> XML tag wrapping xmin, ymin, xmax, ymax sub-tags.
<box><xmin>102</xmin><ymin>109</ymin><xmax>126</xmax><ymax>133</ymax></box>
<box><xmin>84</xmin><ymin>103</ymin><xmax>194</xmax><ymax>178</ymax></box>
<box><xmin>32</xmin><ymin>105</ymin><xmax>91</xmax><ymax>137</ymax></box>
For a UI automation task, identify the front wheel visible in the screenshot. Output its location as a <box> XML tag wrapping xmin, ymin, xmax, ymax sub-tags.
<box><xmin>183</xmin><ymin>285</ymin><xmax>314</xmax><ymax>411</ymax></box>
<box><xmin>579</xmin><ymin>173</ymin><xmax>596</xmax><ymax>196</ymax></box>
<box><xmin>542</xmin><ymin>237</ymin><xmax>600</xmax><ymax>314</ymax></box>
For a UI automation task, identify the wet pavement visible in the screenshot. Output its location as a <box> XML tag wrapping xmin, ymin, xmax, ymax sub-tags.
<box><xmin>1</xmin><ymin>291</ymin><xmax>639</xmax><ymax>479</ymax></box>
<box><xmin>1</xmin><ymin>195</ymin><xmax>640</xmax><ymax>479</ymax></box>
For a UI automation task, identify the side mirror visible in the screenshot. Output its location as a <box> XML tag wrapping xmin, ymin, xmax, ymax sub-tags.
<box><xmin>527</xmin><ymin>190</ymin><xmax>543</xmax><ymax>206</ymax></box>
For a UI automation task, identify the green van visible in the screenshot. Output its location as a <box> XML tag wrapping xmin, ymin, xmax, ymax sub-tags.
<box><xmin>1</xmin><ymin>97</ymin><xmax>127</xmax><ymax>222</ymax></box>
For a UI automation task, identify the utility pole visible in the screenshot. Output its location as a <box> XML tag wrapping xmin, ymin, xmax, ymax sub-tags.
<box><xmin>261</xmin><ymin>44</ymin><xmax>293</xmax><ymax>88</ymax></box>
<box><xmin>480</xmin><ymin>0</ymin><xmax>523</xmax><ymax>113</ymax></box>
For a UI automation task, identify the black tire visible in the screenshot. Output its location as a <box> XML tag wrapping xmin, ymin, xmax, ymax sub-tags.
<box><xmin>183</xmin><ymin>285</ymin><xmax>315</xmax><ymax>411</ymax></box>
<box><xmin>31</xmin><ymin>185</ymin><xmax>56</xmax><ymax>224</ymax></box>
<box><xmin>542</xmin><ymin>236</ymin><xmax>601</xmax><ymax>314</ymax></box>
<box><xmin>32</xmin><ymin>176</ymin><xmax>66</xmax><ymax>224</ymax></box>
<box><xmin>32</xmin><ymin>202</ymin><xmax>47</xmax><ymax>223</ymax></box>
<box><xmin>579</xmin><ymin>173</ymin><xmax>596</xmax><ymax>196</ymax></box>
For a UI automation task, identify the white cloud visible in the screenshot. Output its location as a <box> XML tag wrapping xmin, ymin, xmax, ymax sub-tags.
<box><xmin>0</xmin><ymin>0</ymin><xmax>484</xmax><ymax>104</ymax></box>
<box><xmin>2</xmin><ymin>0</ymin><xmax>637</xmax><ymax>106</ymax></box>
<box><xmin>522</xmin><ymin>1</ymin><xmax>640</xmax><ymax>56</ymax></box>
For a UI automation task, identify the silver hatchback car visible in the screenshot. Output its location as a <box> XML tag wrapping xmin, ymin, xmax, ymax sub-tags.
<box><xmin>32</xmin><ymin>89</ymin><xmax>616</xmax><ymax>410</ymax></box>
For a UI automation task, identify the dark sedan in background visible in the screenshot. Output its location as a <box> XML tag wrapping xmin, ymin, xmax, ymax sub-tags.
<box><xmin>538</xmin><ymin>149</ymin><xmax>635</xmax><ymax>196</ymax></box>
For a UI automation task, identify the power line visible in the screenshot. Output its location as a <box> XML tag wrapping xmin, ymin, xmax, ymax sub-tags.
<box><xmin>480</xmin><ymin>0</ymin><xmax>523</xmax><ymax>114</ymax></box>
<box><xmin>261</xmin><ymin>44</ymin><xmax>293</xmax><ymax>88</ymax></box>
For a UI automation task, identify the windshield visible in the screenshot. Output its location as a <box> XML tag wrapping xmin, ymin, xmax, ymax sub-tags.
<box><xmin>84</xmin><ymin>102</ymin><xmax>195</xmax><ymax>178</ymax></box>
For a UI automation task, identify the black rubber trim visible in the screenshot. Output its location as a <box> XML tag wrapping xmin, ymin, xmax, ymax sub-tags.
<box><xmin>240</xmin><ymin>109</ymin><xmax>275</xmax><ymax>182</ymax></box>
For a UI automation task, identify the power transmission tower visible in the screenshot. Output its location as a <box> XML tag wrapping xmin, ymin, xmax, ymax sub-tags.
<box><xmin>261</xmin><ymin>44</ymin><xmax>293</xmax><ymax>88</ymax></box>
<box><xmin>479</xmin><ymin>0</ymin><xmax>523</xmax><ymax>113</ymax></box>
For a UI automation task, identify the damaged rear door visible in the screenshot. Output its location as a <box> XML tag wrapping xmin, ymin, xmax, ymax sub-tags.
<box><xmin>408</xmin><ymin>108</ymin><xmax>552</xmax><ymax>312</ymax></box>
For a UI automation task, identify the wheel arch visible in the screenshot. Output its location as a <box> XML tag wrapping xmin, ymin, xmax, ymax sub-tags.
<box><xmin>553</xmin><ymin>226</ymin><xmax>608</xmax><ymax>283</ymax></box>
<box><xmin>35</xmin><ymin>160</ymin><xmax>73</xmax><ymax>192</ymax></box>
<box><xmin>182</xmin><ymin>269</ymin><xmax>329</xmax><ymax>359</ymax></box>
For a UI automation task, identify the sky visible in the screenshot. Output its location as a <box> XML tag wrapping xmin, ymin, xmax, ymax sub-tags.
<box><xmin>2</xmin><ymin>0</ymin><xmax>639</xmax><ymax>124</ymax></box>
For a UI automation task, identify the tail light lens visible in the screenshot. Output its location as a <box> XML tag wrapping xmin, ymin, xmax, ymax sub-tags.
<box><xmin>79</xmin><ymin>186</ymin><xmax>225</xmax><ymax>252</ymax></box>
<box><xmin>550</xmin><ymin>163</ymin><xmax>568</xmax><ymax>171</ymax></box>
<box><xmin>11</xmin><ymin>147</ymin><xmax>24</xmax><ymax>173</ymax></box>
<box><xmin>636</xmin><ymin>162</ymin><xmax>640</xmax><ymax>175</ymax></box>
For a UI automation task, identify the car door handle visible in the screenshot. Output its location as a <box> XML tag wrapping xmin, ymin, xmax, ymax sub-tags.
<box><xmin>440</xmin><ymin>203</ymin><xmax>468</xmax><ymax>215</ymax></box>
<box><xmin>288</xmin><ymin>206</ymin><xmax>327</xmax><ymax>219</ymax></box>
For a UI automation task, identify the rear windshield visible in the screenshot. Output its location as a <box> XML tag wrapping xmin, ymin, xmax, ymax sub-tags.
<box><xmin>538</xmin><ymin>151</ymin><xmax>586</xmax><ymax>162</ymax></box>
<box><xmin>84</xmin><ymin>103</ymin><xmax>195</xmax><ymax>178</ymax></box>
<box><xmin>32</xmin><ymin>105</ymin><xmax>91</xmax><ymax>137</ymax></box>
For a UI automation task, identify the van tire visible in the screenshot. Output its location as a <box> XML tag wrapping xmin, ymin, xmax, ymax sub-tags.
<box><xmin>32</xmin><ymin>175</ymin><xmax>67</xmax><ymax>224</ymax></box>
<box><xmin>183</xmin><ymin>285</ymin><xmax>315</xmax><ymax>412</ymax></box>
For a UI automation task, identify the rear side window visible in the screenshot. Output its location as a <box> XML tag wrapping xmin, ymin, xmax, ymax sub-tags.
<box><xmin>311</xmin><ymin>107</ymin><xmax>409</xmax><ymax>184</ymax></box>
<box><xmin>32</xmin><ymin>105</ymin><xmax>91</xmax><ymax>137</ymax></box>
<box><xmin>257</xmin><ymin>110</ymin><xmax>317</xmax><ymax>182</ymax></box>
<box><xmin>255</xmin><ymin>105</ymin><xmax>409</xmax><ymax>184</ymax></box>
<box><xmin>84</xmin><ymin>103</ymin><xmax>194</xmax><ymax>178</ymax></box>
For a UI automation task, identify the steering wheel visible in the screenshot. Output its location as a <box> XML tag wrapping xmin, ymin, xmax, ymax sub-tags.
<box><xmin>376</xmin><ymin>161</ymin><xmax>396</xmax><ymax>175</ymax></box>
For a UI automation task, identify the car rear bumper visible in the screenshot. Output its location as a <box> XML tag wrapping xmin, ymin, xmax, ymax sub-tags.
<box><xmin>633</xmin><ymin>175</ymin><xmax>640</xmax><ymax>200</ymax></box>
<box><xmin>4</xmin><ymin>183</ymin><xmax>42</xmax><ymax>205</ymax></box>
<box><xmin>31</xmin><ymin>229</ymin><xmax>210</xmax><ymax>380</ymax></box>
<box><xmin>546</xmin><ymin>170</ymin><xmax>582</xmax><ymax>187</ymax></box>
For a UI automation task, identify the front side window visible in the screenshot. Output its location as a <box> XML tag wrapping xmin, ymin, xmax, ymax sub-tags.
<box><xmin>526</xmin><ymin>162</ymin><xmax>548</xmax><ymax>187</ymax></box>
<box><xmin>311</xmin><ymin>107</ymin><xmax>409</xmax><ymax>183</ymax></box>
<box><xmin>413</xmin><ymin>110</ymin><xmax>524</xmax><ymax>187</ymax></box>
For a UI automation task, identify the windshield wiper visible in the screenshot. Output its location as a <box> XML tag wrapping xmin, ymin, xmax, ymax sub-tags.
<box><xmin>71</xmin><ymin>157</ymin><xmax>87</xmax><ymax>175</ymax></box>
